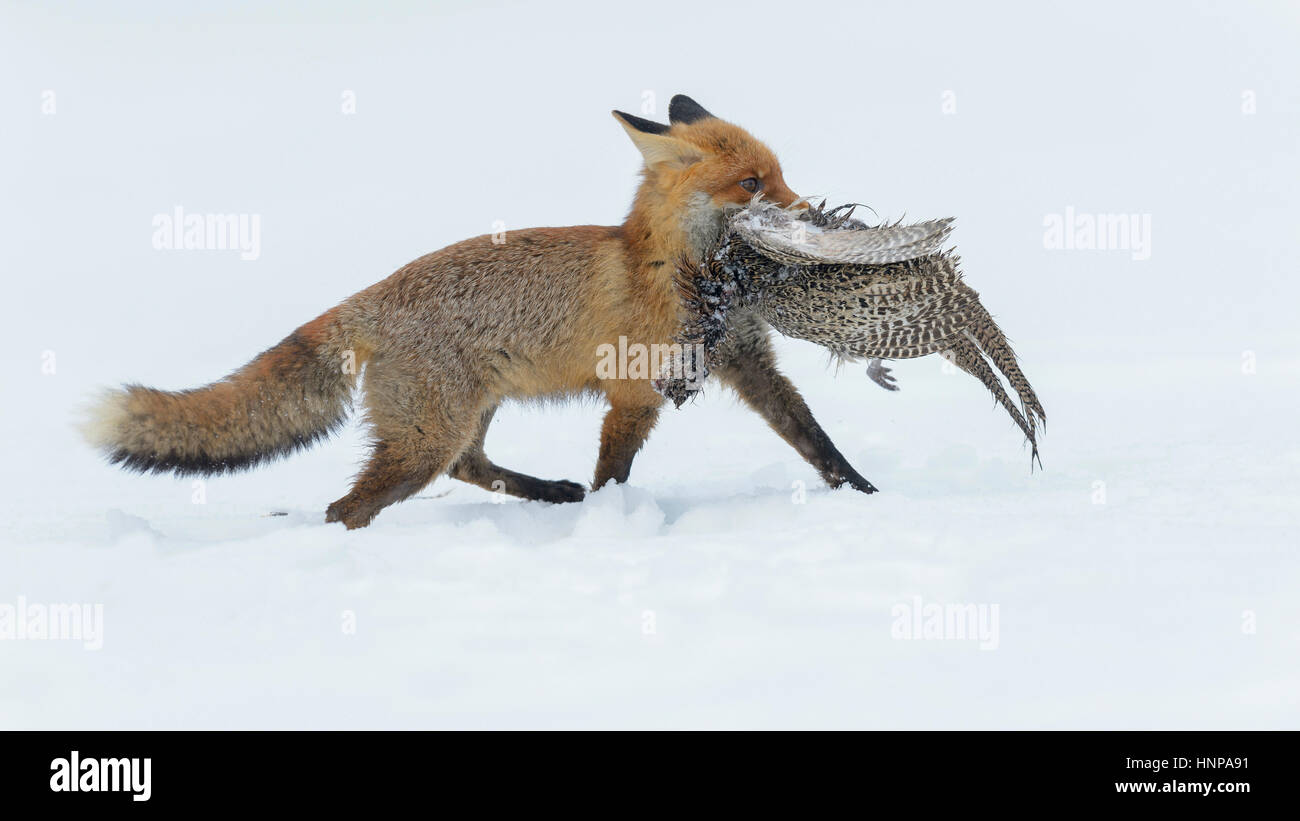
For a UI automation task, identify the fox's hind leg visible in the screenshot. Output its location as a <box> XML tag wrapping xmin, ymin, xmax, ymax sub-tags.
<box><xmin>326</xmin><ymin>357</ymin><xmax>483</xmax><ymax>529</ymax></box>
<box><xmin>449</xmin><ymin>405</ymin><xmax>586</xmax><ymax>503</ymax></box>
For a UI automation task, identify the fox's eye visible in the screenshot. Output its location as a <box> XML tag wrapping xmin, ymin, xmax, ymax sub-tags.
<box><xmin>739</xmin><ymin>177</ymin><xmax>761</xmax><ymax>193</ymax></box>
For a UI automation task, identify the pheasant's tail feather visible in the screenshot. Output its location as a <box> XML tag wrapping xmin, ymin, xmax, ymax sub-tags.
<box><xmin>962</xmin><ymin>298</ymin><xmax>1046</xmax><ymax>434</ymax></box>
<box><xmin>945</xmin><ymin>336</ymin><xmax>1041</xmax><ymax>468</ymax></box>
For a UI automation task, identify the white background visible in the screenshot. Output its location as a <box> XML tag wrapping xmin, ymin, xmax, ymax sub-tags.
<box><xmin>1</xmin><ymin>0</ymin><xmax>1297</xmax><ymax>728</ymax></box>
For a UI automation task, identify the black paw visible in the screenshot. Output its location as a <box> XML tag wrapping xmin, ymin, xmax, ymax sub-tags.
<box><xmin>538</xmin><ymin>480</ymin><xmax>587</xmax><ymax>504</ymax></box>
<box><xmin>827</xmin><ymin>471</ymin><xmax>879</xmax><ymax>494</ymax></box>
<box><xmin>848</xmin><ymin>476</ymin><xmax>879</xmax><ymax>494</ymax></box>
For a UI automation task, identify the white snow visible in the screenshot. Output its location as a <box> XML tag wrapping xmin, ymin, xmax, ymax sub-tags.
<box><xmin>1</xmin><ymin>0</ymin><xmax>1297</xmax><ymax>729</ymax></box>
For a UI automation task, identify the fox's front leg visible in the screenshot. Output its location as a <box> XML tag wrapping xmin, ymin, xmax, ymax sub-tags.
<box><xmin>592</xmin><ymin>382</ymin><xmax>662</xmax><ymax>490</ymax></box>
<box><xmin>712</xmin><ymin>314</ymin><xmax>877</xmax><ymax>494</ymax></box>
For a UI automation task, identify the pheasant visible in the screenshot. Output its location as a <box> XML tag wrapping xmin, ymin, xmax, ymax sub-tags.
<box><xmin>656</xmin><ymin>199</ymin><xmax>1047</xmax><ymax>465</ymax></box>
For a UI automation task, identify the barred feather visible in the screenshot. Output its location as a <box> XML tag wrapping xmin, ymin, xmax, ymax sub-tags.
<box><xmin>945</xmin><ymin>334</ymin><xmax>1040</xmax><ymax>466</ymax></box>
<box><xmin>963</xmin><ymin>304</ymin><xmax>1047</xmax><ymax>433</ymax></box>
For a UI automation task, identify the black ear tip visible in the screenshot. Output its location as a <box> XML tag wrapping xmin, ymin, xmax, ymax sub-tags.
<box><xmin>613</xmin><ymin>110</ymin><xmax>671</xmax><ymax>135</ymax></box>
<box><xmin>669</xmin><ymin>95</ymin><xmax>714</xmax><ymax>125</ymax></box>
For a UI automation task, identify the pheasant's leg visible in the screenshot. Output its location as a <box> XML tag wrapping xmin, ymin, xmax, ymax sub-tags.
<box><xmin>711</xmin><ymin>317</ymin><xmax>876</xmax><ymax>493</ymax></box>
<box><xmin>866</xmin><ymin>358</ymin><xmax>900</xmax><ymax>392</ymax></box>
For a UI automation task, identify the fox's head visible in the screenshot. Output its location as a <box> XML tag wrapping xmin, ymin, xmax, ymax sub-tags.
<box><xmin>614</xmin><ymin>95</ymin><xmax>803</xmax><ymax>256</ymax></box>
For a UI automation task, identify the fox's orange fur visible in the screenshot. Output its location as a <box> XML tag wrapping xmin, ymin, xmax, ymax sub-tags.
<box><xmin>84</xmin><ymin>95</ymin><xmax>875</xmax><ymax>528</ymax></box>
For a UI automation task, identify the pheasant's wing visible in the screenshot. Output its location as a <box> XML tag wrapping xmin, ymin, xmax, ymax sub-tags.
<box><xmin>732</xmin><ymin>205</ymin><xmax>955</xmax><ymax>267</ymax></box>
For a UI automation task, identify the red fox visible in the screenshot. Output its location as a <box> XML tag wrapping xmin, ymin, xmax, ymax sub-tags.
<box><xmin>84</xmin><ymin>95</ymin><xmax>876</xmax><ymax>528</ymax></box>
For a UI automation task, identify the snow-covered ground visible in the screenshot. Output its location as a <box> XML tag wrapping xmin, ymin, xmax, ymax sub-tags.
<box><xmin>2</xmin><ymin>1</ymin><xmax>1297</xmax><ymax>728</ymax></box>
<box><xmin>4</xmin><ymin>345</ymin><xmax>1298</xmax><ymax>728</ymax></box>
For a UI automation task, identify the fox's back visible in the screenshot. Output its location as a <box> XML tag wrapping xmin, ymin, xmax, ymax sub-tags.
<box><xmin>343</xmin><ymin>225</ymin><xmax>677</xmax><ymax>396</ymax></box>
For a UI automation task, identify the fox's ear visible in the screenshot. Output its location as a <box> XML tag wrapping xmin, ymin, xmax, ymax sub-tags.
<box><xmin>612</xmin><ymin>110</ymin><xmax>702</xmax><ymax>168</ymax></box>
<box><xmin>668</xmin><ymin>95</ymin><xmax>714</xmax><ymax>125</ymax></box>
<box><xmin>611</xmin><ymin>110</ymin><xmax>669</xmax><ymax>135</ymax></box>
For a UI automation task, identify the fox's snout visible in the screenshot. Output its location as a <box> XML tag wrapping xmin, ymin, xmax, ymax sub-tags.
<box><xmin>765</xmin><ymin>183</ymin><xmax>805</xmax><ymax>210</ymax></box>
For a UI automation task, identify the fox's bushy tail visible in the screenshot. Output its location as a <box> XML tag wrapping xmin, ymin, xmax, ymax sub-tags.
<box><xmin>82</xmin><ymin>310</ymin><xmax>360</xmax><ymax>476</ymax></box>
